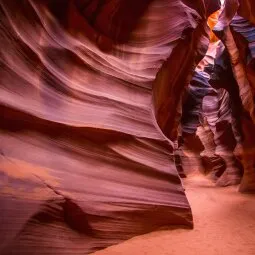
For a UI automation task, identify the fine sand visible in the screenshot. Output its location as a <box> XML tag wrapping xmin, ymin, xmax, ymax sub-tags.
<box><xmin>93</xmin><ymin>175</ymin><xmax>255</xmax><ymax>255</ymax></box>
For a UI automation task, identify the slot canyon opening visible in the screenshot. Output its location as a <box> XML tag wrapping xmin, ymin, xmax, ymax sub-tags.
<box><xmin>176</xmin><ymin>42</ymin><xmax>245</xmax><ymax>187</ymax></box>
<box><xmin>153</xmin><ymin>0</ymin><xmax>255</xmax><ymax>193</ymax></box>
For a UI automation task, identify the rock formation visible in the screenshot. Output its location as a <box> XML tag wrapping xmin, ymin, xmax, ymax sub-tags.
<box><xmin>0</xmin><ymin>0</ymin><xmax>255</xmax><ymax>254</ymax></box>
<box><xmin>178</xmin><ymin>0</ymin><xmax>255</xmax><ymax>191</ymax></box>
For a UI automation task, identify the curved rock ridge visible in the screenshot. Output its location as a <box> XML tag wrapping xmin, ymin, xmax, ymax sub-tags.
<box><xmin>230</xmin><ymin>14</ymin><xmax>255</xmax><ymax>94</ymax></box>
<box><xmin>0</xmin><ymin>0</ymin><xmax>218</xmax><ymax>253</ymax></box>
<box><xmin>181</xmin><ymin>70</ymin><xmax>214</xmax><ymax>134</ymax></box>
<box><xmin>177</xmin><ymin>0</ymin><xmax>255</xmax><ymax>190</ymax></box>
<box><xmin>179</xmin><ymin>50</ymin><xmax>243</xmax><ymax>186</ymax></box>
<box><xmin>228</xmin><ymin>11</ymin><xmax>255</xmax><ymax>192</ymax></box>
<box><xmin>213</xmin><ymin>0</ymin><xmax>255</xmax><ymax>192</ymax></box>
<box><xmin>213</xmin><ymin>0</ymin><xmax>255</xmax><ymax>122</ymax></box>
<box><xmin>237</xmin><ymin>0</ymin><xmax>255</xmax><ymax>25</ymax></box>
<box><xmin>1</xmin><ymin>0</ymin><xmax>255</xmax><ymax>254</ymax></box>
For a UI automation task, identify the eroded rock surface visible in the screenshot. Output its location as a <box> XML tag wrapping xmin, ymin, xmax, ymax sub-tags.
<box><xmin>0</xmin><ymin>0</ymin><xmax>212</xmax><ymax>253</ymax></box>
<box><xmin>1</xmin><ymin>0</ymin><xmax>255</xmax><ymax>254</ymax></box>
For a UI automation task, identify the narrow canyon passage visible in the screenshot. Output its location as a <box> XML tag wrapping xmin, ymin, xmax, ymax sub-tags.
<box><xmin>0</xmin><ymin>0</ymin><xmax>255</xmax><ymax>254</ymax></box>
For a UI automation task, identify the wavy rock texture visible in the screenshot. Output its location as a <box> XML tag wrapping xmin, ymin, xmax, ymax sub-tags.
<box><xmin>1</xmin><ymin>0</ymin><xmax>255</xmax><ymax>254</ymax></box>
<box><xmin>212</xmin><ymin>0</ymin><xmax>255</xmax><ymax>192</ymax></box>
<box><xmin>179</xmin><ymin>66</ymin><xmax>242</xmax><ymax>186</ymax></box>
<box><xmin>229</xmin><ymin>13</ymin><xmax>255</xmax><ymax>192</ymax></box>
<box><xmin>196</xmin><ymin>121</ymin><xmax>226</xmax><ymax>180</ymax></box>
<box><xmin>0</xmin><ymin>0</ymin><xmax>219</xmax><ymax>254</ymax></box>
<box><xmin>152</xmin><ymin>0</ymin><xmax>222</xmax><ymax>140</ymax></box>
<box><xmin>177</xmin><ymin>0</ymin><xmax>255</xmax><ymax>191</ymax></box>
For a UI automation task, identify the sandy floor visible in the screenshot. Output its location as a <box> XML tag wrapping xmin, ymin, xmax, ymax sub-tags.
<box><xmin>93</xmin><ymin>175</ymin><xmax>255</xmax><ymax>255</ymax></box>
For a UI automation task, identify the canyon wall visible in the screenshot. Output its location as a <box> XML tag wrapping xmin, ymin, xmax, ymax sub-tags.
<box><xmin>0</xmin><ymin>0</ymin><xmax>255</xmax><ymax>254</ymax></box>
<box><xmin>0</xmin><ymin>0</ymin><xmax>213</xmax><ymax>253</ymax></box>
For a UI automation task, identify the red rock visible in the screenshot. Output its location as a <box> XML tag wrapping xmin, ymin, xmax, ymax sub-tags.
<box><xmin>1</xmin><ymin>0</ymin><xmax>255</xmax><ymax>254</ymax></box>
